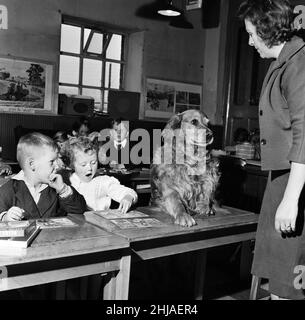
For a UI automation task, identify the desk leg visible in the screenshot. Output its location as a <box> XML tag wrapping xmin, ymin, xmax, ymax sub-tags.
<box><xmin>103</xmin><ymin>271</ymin><xmax>116</xmax><ymax>300</ymax></box>
<box><xmin>103</xmin><ymin>254</ymin><xmax>131</xmax><ymax>300</ymax></box>
<box><xmin>116</xmin><ymin>254</ymin><xmax>131</xmax><ymax>300</ymax></box>
<box><xmin>240</xmin><ymin>240</ymin><xmax>253</xmax><ymax>282</ymax></box>
<box><xmin>194</xmin><ymin>251</ymin><xmax>207</xmax><ymax>300</ymax></box>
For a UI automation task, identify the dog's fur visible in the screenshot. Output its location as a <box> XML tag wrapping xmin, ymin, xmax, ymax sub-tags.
<box><xmin>150</xmin><ymin>110</ymin><xmax>219</xmax><ymax>227</ymax></box>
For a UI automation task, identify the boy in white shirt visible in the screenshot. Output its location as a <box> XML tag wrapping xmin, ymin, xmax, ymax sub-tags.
<box><xmin>67</xmin><ymin>136</ymin><xmax>137</xmax><ymax>213</ymax></box>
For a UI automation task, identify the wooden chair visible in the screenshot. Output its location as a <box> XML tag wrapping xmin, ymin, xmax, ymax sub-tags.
<box><xmin>249</xmin><ymin>275</ymin><xmax>261</xmax><ymax>300</ymax></box>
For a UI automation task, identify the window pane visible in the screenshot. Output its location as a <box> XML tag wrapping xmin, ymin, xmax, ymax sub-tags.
<box><xmin>106</xmin><ymin>34</ymin><xmax>122</xmax><ymax>60</ymax></box>
<box><xmin>87</xmin><ymin>32</ymin><xmax>104</xmax><ymax>54</ymax></box>
<box><xmin>84</xmin><ymin>28</ymin><xmax>91</xmax><ymax>48</ymax></box>
<box><xmin>103</xmin><ymin>89</ymin><xmax>109</xmax><ymax>113</ymax></box>
<box><xmin>82</xmin><ymin>88</ymin><xmax>101</xmax><ymax>109</ymax></box>
<box><xmin>60</xmin><ymin>24</ymin><xmax>81</xmax><ymax>54</ymax></box>
<box><xmin>59</xmin><ymin>55</ymin><xmax>80</xmax><ymax>84</ymax></box>
<box><xmin>82</xmin><ymin>59</ymin><xmax>102</xmax><ymax>87</ymax></box>
<box><xmin>59</xmin><ymin>86</ymin><xmax>79</xmax><ymax>95</ymax></box>
<box><xmin>105</xmin><ymin>62</ymin><xmax>121</xmax><ymax>89</ymax></box>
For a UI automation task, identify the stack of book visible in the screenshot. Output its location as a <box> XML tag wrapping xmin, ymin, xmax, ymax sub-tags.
<box><xmin>0</xmin><ymin>220</ymin><xmax>40</xmax><ymax>249</ymax></box>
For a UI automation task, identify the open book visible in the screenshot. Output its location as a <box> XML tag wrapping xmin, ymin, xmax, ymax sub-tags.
<box><xmin>84</xmin><ymin>209</ymin><xmax>165</xmax><ymax>231</ymax></box>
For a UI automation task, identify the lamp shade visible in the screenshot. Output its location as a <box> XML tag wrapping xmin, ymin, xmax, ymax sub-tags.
<box><xmin>135</xmin><ymin>0</ymin><xmax>173</xmax><ymax>20</ymax></box>
<box><xmin>157</xmin><ymin>0</ymin><xmax>182</xmax><ymax>17</ymax></box>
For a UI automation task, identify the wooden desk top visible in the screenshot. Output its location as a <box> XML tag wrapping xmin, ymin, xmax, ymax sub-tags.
<box><xmin>0</xmin><ymin>215</ymin><xmax>129</xmax><ymax>266</ymax></box>
<box><xmin>100</xmin><ymin>206</ymin><xmax>258</xmax><ymax>243</ymax></box>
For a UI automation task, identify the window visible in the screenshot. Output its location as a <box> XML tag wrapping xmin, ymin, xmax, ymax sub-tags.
<box><xmin>59</xmin><ymin>18</ymin><xmax>126</xmax><ymax>113</ymax></box>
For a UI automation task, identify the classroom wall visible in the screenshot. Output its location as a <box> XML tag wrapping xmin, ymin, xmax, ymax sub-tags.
<box><xmin>0</xmin><ymin>0</ymin><xmax>225</xmax><ymax>159</ymax></box>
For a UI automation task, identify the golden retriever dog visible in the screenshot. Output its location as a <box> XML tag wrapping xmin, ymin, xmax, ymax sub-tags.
<box><xmin>150</xmin><ymin>109</ymin><xmax>219</xmax><ymax>227</ymax></box>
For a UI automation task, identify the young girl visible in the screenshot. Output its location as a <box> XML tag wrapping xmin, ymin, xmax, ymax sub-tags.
<box><xmin>66</xmin><ymin>136</ymin><xmax>137</xmax><ymax>213</ymax></box>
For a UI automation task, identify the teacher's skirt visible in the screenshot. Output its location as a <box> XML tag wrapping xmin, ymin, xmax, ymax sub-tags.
<box><xmin>251</xmin><ymin>170</ymin><xmax>305</xmax><ymax>299</ymax></box>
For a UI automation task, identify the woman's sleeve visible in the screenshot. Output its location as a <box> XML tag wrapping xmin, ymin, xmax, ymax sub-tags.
<box><xmin>284</xmin><ymin>59</ymin><xmax>305</xmax><ymax>164</ymax></box>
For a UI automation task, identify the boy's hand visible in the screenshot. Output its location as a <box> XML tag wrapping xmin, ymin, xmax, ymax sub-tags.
<box><xmin>48</xmin><ymin>173</ymin><xmax>65</xmax><ymax>193</ymax></box>
<box><xmin>0</xmin><ymin>164</ymin><xmax>12</xmax><ymax>176</ymax></box>
<box><xmin>118</xmin><ymin>195</ymin><xmax>134</xmax><ymax>214</ymax></box>
<box><xmin>3</xmin><ymin>207</ymin><xmax>25</xmax><ymax>221</ymax></box>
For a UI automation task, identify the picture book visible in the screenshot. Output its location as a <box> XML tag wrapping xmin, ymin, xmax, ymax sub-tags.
<box><xmin>84</xmin><ymin>210</ymin><xmax>165</xmax><ymax>230</ymax></box>
<box><xmin>93</xmin><ymin>209</ymin><xmax>148</xmax><ymax>220</ymax></box>
<box><xmin>0</xmin><ymin>220</ymin><xmax>36</xmax><ymax>238</ymax></box>
<box><xmin>36</xmin><ymin>217</ymin><xmax>78</xmax><ymax>229</ymax></box>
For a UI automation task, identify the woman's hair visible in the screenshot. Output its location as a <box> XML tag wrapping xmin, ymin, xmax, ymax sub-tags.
<box><xmin>238</xmin><ymin>0</ymin><xmax>295</xmax><ymax>47</ymax></box>
<box><xmin>66</xmin><ymin>136</ymin><xmax>97</xmax><ymax>170</ymax></box>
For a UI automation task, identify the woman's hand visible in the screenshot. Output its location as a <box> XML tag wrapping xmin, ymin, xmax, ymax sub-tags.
<box><xmin>275</xmin><ymin>162</ymin><xmax>305</xmax><ymax>234</ymax></box>
<box><xmin>275</xmin><ymin>198</ymin><xmax>298</xmax><ymax>233</ymax></box>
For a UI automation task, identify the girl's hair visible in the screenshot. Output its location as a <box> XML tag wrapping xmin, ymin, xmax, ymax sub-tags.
<box><xmin>238</xmin><ymin>0</ymin><xmax>295</xmax><ymax>47</ymax></box>
<box><xmin>66</xmin><ymin>136</ymin><xmax>97</xmax><ymax>170</ymax></box>
<box><xmin>53</xmin><ymin>131</ymin><xmax>68</xmax><ymax>144</ymax></box>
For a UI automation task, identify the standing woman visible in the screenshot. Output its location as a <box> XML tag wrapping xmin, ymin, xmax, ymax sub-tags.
<box><xmin>239</xmin><ymin>0</ymin><xmax>305</xmax><ymax>300</ymax></box>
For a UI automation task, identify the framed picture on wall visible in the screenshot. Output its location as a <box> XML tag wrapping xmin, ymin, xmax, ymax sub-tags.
<box><xmin>145</xmin><ymin>78</ymin><xmax>202</xmax><ymax>119</ymax></box>
<box><xmin>0</xmin><ymin>56</ymin><xmax>55</xmax><ymax>115</ymax></box>
<box><xmin>186</xmin><ymin>0</ymin><xmax>202</xmax><ymax>10</ymax></box>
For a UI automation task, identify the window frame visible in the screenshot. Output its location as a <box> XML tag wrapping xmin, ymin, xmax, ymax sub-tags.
<box><xmin>59</xmin><ymin>15</ymin><xmax>128</xmax><ymax>112</ymax></box>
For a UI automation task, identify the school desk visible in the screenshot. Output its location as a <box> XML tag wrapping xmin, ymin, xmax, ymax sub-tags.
<box><xmin>0</xmin><ymin>215</ymin><xmax>130</xmax><ymax>300</ymax></box>
<box><xmin>86</xmin><ymin>206</ymin><xmax>258</xmax><ymax>300</ymax></box>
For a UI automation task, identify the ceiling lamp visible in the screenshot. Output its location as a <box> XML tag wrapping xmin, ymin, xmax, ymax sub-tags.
<box><xmin>135</xmin><ymin>0</ymin><xmax>169</xmax><ymax>20</ymax></box>
<box><xmin>157</xmin><ymin>0</ymin><xmax>182</xmax><ymax>17</ymax></box>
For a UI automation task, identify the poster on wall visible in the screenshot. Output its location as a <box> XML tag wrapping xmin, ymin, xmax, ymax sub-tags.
<box><xmin>0</xmin><ymin>56</ymin><xmax>54</xmax><ymax>114</ymax></box>
<box><xmin>145</xmin><ymin>78</ymin><xmax>202</xmax><ymax>119</ymax></box>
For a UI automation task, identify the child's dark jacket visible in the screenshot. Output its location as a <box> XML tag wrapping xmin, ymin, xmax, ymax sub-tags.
<box><xmin>0</xmin><ymin>179</ymin><xmax>86</xmax><ymax>219</ymax></box>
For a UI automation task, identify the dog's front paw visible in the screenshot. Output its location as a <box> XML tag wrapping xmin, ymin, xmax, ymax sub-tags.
<box><xmin>174</xmin><ymin>212</ymin><xmax>196</xmax><ymax>227</ymax></box>
<box><xmin>206</xmin><ymin>206</ymin><xmax>216</xmax><ymax>216</ymax></box>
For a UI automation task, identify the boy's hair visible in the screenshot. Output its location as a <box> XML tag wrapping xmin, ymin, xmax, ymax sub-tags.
<box><xmin>238</xmin><ymin>0</ymin><xmax>295</xmax><ymax>48</ymax></box>
<box><xmin>66</xmin><ymin>136</ymin><xmax>97</xmax><ymax>170</ymax></box>
<box><xmin>110</xmin><ymin>117</ymin><xmax>127</xmax><ymax>128</ymax></box>
<box><xmin>17</xmin><ymin>132</ymin><xmax>58</xmax><ymax>168</ymax></box>
<box><xmin>72</xmin><ymin>116</ymin><xmax>90</xmax><ymax>133</ymax></box>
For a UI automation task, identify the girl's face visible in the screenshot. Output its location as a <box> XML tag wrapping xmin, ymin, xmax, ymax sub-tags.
<box><xmin>245</xmin><ymin>19</ymin><xmax>275</xmax><ymax>59</ymax></box>
<box><xmin>78</xmin><ymin>124</ymin><xmax>89</xmax><ymax>137</ymax></box>
<box><xmin>73</xmin><ymin>149</ymin><xmax>98</xmax><ymax>182</ymax></box>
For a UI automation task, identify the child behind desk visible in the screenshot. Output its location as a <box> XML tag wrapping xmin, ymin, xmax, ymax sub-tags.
<box><xmin>0</xmin><ymin>162</ymin><xmax>12</xmax><ymax>176</ymax></box>
<box><xmin>66</xmin><ymin>136</ymin><xmax>138</xmax><ymax>213</ymax></box>
<box><xmin>0</xmin><ymin>132</ymin><xmax>86</xmax><ymax>222</ymax></box>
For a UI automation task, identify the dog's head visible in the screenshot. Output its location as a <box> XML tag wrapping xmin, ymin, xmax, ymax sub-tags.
<box><xmin>162</xmin><ymin>109</ymin><xmax>213</xmax><ymax>148</ymax></box>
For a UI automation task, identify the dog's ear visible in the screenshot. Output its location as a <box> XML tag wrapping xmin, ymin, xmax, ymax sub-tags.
<box><xmin>163</xmin><ymin>113</ymin><xmax>182</xmax><ymax>131</ymax></box>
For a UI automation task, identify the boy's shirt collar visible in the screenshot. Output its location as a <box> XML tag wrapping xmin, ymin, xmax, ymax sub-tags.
<box><xmin>13</xmin><ymin>170</ymin><xmax>48</xmax><ymax>193</ymax></box>
<box><xmin>114</xmin><ymin>138</ymin><xmax>127</xmax><ymax>149</ymax></box>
